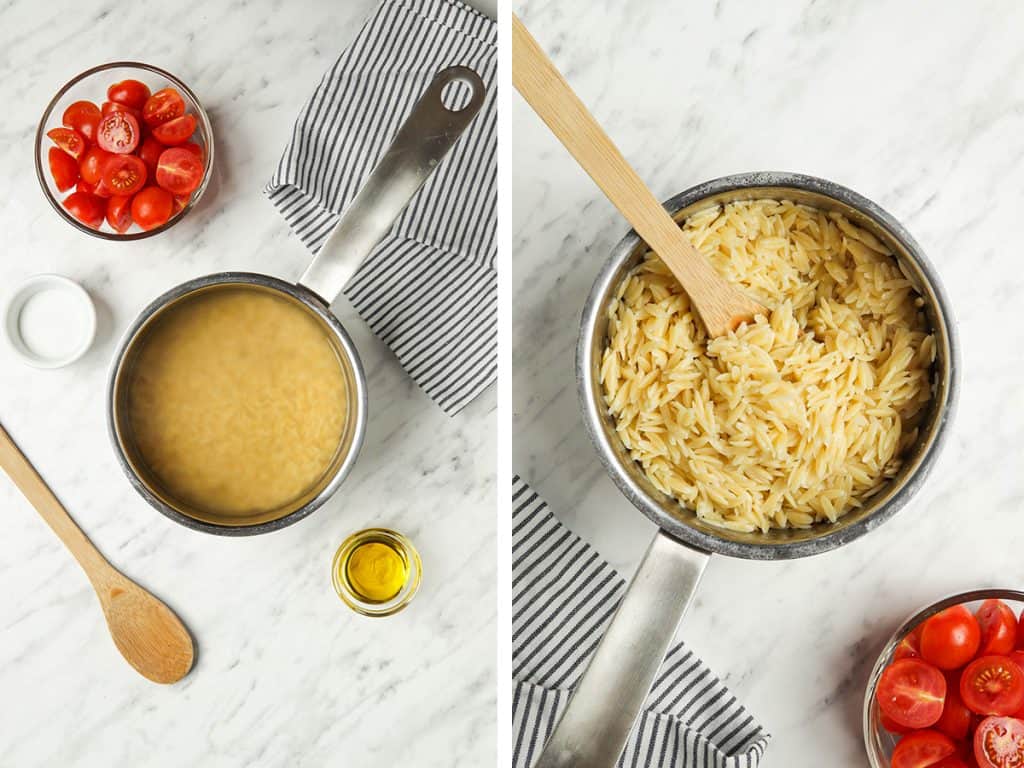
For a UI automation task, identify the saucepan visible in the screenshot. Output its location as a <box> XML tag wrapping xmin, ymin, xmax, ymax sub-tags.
<box><xmin>536</xmin><ymin>172</ymin><xmax>960</xmax><ymax>767</ymax></box>
<box><xmin>106</xmin><ymin>66</ymin><xmax>486</xmax><ymax>536</ymax></box>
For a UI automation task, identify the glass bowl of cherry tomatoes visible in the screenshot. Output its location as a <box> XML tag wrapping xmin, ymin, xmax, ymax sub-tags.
<box><xmin>865</xmin><ymin>589</ymin><xmax>1024</xmax><ymax>768</ymax></box>
<box><xmin>35</xmin><ymin>62</ymin><xmax>213</xmax><ymax>240</ymax></box>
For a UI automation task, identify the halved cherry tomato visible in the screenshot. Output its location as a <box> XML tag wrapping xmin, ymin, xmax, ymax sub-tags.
<box><xmin>101</xmin><ymin>154</ymin><xmax>147</xmax><ymax>196</ymax></box>
<box><xmin>892</xmin><ymin>730</ymin><xmax>957</xmax><ymax>768</ymax></box>
<box><xmin>142</xmin><ymin>88</ymin><xmax>185</xmax><ymax>127</ymax></box>
<box><xmin>978</xmin><ymin>601</ymin><xmax>1017</xmax><ymax>657</ymax></box>
<box><xmin>76</xmin><ymin>179</ymin><xmax>97</xmax><ymax>195</ymax></box>
<box><xmin>61</xmin><ymin>101</ymin><xmax>101</xmax><ymax>143</ymax></box>
<box><xmin>63</xmin><ymin>191</ymin><xmax>105</xmax><ymax>228</ymax></box>
<box><xmin>156</xmin><ymin>147</ymin><xmax>203</xmax><ymax>196</ymax></box>
<box><xmin>137</xmin><ymin>136</ymin><xmax>166</xmax><ymax>175</ymax></box>
<box><xmin>878</xmin><ymin>658</ymin><xmax>947</xmax><ymax>729</ymax></box>
<box><xmin>962</xmin><ymin>657</ymin><xmax>1024</xmax><ymax>716</ymax></box>
<box><xmin>105</xmin><ymin>195</ymin><xmax>134</xmax><ymax>233</ymax></box>
<box><xmin>79</xmin><ymin>147</ymin><xmax>112</xmax><ymax>185</ymax></box>
<box><xmin>131</xmin><ymin>186</ymin><xmax>173</xmax><ymax>231</ymax></box>
<box><xmin>47</xmin><ymin>127</ymin><xmax>86</xmax><ymax>160</ymax></box>
<box><xmin>975</xmin><ymin>716</ymin><xmax>1024</xmax><ymax>768</ymax></box>
<box><xmin>938</xmin><ymin>675</ymin><xmax>974</xmax><ymax>741</ymax></box>
<box><xmin>923</xmin><ymin>606</ymin><xmax>982</xmax><ymax>670</ymax></box>
<box><xmin>97</xmin><ymin>111</ymin><xmax>141</xmax><ymax>154</ymax></box>
<box><xmin>932</xmin><ymin>757</ymin><xmax>969</xmax><ymax>768</ymax></box>
<box><xmin>179</xmin><ymin>142</ymin><xmax>203</xmax><ymax>161</ymax></box>
<box><xmin>152</xmin><ymin>114</ymin><xmax>196</xmax><ymax>146</ymax></box>
<box><xmin>101</xmin><ymin>100</ymin><xmax>142</xmax><ymax>119</ymax></box>
<box><xmin>897</xmin><ymin>626</ymin><xmax>925</xmax><ymax>662</ymax></box>
<box><xmin>882</xmin><ymin>712</ymin><xmax>914</xmax><ymax>735</ymax></box>
<box><xmin>48</xmin><ymin>147</ymin><xmax>79</xmax><ymax>191</ymax></box>
<box><xmin>107</xmin><ymin>79</ymin><xmax>151</xmax><ymax>110</ymax></box>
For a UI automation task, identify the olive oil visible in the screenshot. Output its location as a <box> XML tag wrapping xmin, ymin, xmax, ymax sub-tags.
<box><xmin>332</xmin><ymin>529</ymin><xmax>421</xmax><ymax>616</ymax></box>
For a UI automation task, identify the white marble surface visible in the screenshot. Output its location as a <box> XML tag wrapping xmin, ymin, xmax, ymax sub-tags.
<box><xmin>512</xmin><ymin>1</ymin><xmax>1024</xmax><ymax>765</ymax></box>
<box><xmin>0</xmin><ymin>1</ymin><xmax>494</xmax><ymax>766</ymax></box>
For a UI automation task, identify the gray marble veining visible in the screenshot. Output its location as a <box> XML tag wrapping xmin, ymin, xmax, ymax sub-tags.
<box><xmin>0</xmin><ymin>1</ymin><xmax>494</xmax><ymax>766</ymax></box>
<box><xmin>512</xmin><ymin>1</ymin><xmax>1024</xmax><ymax>765</ymax></box>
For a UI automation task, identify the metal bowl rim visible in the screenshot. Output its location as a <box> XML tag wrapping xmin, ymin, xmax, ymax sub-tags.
<box><xmin>106</xmin><ymin>271</ymin><xmax>368</xmax><ymax>536</ymax></box>
<box><xmin>576</xmin><ymin>170</ymin><xmax>961</xmax><ymax>560</ymax></box>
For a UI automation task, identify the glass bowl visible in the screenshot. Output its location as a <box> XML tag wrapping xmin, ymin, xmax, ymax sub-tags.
<box><xmin>863</xmin><ymin>588</ymin><xmax>1024</xmax><ymax>766</ymax></box>
<box><xmin>331</xmin><ymin>528</ymin><xmax>422</xmax><ymax>617</ymax></box>
<box><xmin>35</xmin><ymin>62</ymin><xmax>214</xmax><ymax>240</ymax></box>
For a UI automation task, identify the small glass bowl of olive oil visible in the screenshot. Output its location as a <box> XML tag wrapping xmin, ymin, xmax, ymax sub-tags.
<box><xmin>332</xmin><ymin>528</ymin><xmax>421</xmax><ymax>617</ymax></box>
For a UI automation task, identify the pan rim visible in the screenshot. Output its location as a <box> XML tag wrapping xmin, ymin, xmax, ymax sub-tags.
<box><xmin>576</xmin><ymin>171</ymin><xmax>960</xmax><ymax>560</ymax></box>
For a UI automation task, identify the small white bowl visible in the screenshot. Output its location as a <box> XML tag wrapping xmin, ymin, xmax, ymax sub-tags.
<box><xmin>4</xmin><ymin>274</ymin><xmax>97</xmax><ymax>368</ymax></box>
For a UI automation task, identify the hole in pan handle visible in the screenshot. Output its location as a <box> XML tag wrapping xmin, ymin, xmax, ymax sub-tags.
<box><xmin>535</xmin><ymin>531</ymin><xmax>710</xmax><ymax>768</ymax></box>
<box><xmin>298</xmin><ymin>65</ymin><xmax>487</xmax><ymax>303</ymax></box>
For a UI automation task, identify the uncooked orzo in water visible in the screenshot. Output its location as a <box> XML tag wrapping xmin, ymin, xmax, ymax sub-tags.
<box><xmin>600</xmin><ymin>200</ymin><xmax>936</xmax><ymax>532</ymax></box>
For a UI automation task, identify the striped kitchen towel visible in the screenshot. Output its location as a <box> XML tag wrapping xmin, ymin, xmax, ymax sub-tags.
<box><xmin>512</xmin><ymin>476</ymin><xmax>770</xmax><ymax>768</ymax></box>
<box><xmin>266</xmin><ymin>0</ymin><xmax>496</xmax><ymax>415</ymax></box>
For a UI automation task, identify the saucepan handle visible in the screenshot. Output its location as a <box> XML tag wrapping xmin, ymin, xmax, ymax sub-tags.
<box><xmin>534</xmin><ymin>530</ymin><xmax>711</xmax><ymax>768</ymax></box>
<box><xmin>298</xmin><ymin>65</ymin><xmax>487</xmax><ymax>303</ymax></box>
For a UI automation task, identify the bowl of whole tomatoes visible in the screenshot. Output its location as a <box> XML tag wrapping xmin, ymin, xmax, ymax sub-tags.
<box><xmin>35</xmin><ymin>62</ymin><xmax>213</xmax><ymax>240</ymax></box>
<box><xmin>865</xmin><ymin>589</ymin><xmax>1024</xmax><ymax>768</ymax></box>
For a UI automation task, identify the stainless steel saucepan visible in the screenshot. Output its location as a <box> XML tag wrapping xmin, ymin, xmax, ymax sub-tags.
<box><xmin>107</xmin><ymin>66</ymin><xmax>486</xmax><ymax>536</ymax></box>
<box><xmin>536</xmin><ymin>172</ymin><xmax>960</xmax><ymax>767</ymax></box>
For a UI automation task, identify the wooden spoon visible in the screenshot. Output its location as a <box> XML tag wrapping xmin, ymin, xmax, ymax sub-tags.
<box><xmin>0</xmin><ymin>423</ymin><xmax>194</xmax><ymax>684</ymax></box>
<box><xmin>512</xmin><ymin>14</ymin><xmax>765</xmax><ymax>337</ymax></box>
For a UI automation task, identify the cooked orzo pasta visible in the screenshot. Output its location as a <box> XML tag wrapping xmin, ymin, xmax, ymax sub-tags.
<box><xmin>600</xmin><ymin>199</ymin><xmax>935</xmax><ymax>532</ymax></box>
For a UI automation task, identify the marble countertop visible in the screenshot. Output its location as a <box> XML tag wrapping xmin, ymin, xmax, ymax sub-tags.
<box><xmin>512</xmin><ymin>1</ymin><xmax>1024</xmax><ymax>765</ymax></box>
<box><xmin>0</xmin><ymin>2</ymin><xmax>494</xmax><ymax>766</ymax></box>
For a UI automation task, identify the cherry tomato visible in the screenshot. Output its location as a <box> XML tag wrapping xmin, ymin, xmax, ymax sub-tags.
<box><xmin>978</xmin><ymin>601</ymin><xmax>1017</xmax><ymax>657</ymax></box>
<box><xmin>107</xmin><ymin>79</ymin><xmax>151</xmax><ymax>110</ymax></box>
<box><xmin>97</xmin><ymin>111</ymin><xmax>141</xmax><ymax>154</ymax></box>
<box><xmin>878</xmin><ymin>657</ymin><xmax>947</xmax><ymax>729</ymax></box>
<box><xmin>923</xmin><ymin>606</ymin><xmax>982</xmax><ymax>670</ymax></box>
<box><xmin>961</xmin><ymin>657</ymin><xmax>1024</xmax><ymax>716</ymax></box>
<box><xmin>46</xmin><ymin>127</ymin><xmax>86</xmax><ymax>160</ymax></box>
<box><xmin>101</xmin><ymin>154</ymin><xmax>147</xmax><ymax>196</ymax></box>
<box><xmin>61</xmin><ymin>100</ymin><xmax>101</xmax><ymax>143</ymax></box>
<box><xmin>151</xmin><ymin>114</ymin><xmax>196</xmax><ymax>146</ymax></box>
<box><xmin>938</xmin><ymin>675</ymin><xmax>974</xmax><ymax>741</ymax></box>
<box><xmin>882</xmin><ymin>712</ymin><xmax>914</xmax><ymax>735</ymax></box>
<box><xmin>142</xmin><ymin>88</ymin><xmax>185</xmax><ymax>127</ymax></box>
<box><xmin>173</xmin><ymin>194</ymin><xmax>190</xmax><ymax>214</ymax></box>
<box><xmin>180</xmin><ymin>141</ymin><xmax>203</xmax><ymax>161</ymax></box>
<box><xmin>155</xmin><ymin>147</ymin><xmax>203</xmax><ymax>196</ymax></box>
<box><xmin>101</xmin><ymin>100</ymin><xmax>143</xmax><ymax>121</ymax></box>
<box><xmin>1016</xmin><ymin>610</ymin><xmax>1024</xmax><ymax>650</ymax></box>
<box><xmin>975</xmin><ymin>716</ymin><xmax>1024</xmax><ymax>768</ymax></box>
<box><xmin>932</xmin><ymin>757</ymin><xmax>969</xmax><ymax>768</ymax></box>
<box><xmin>131</xmin><ymin>186</ymin><xmax>173</xmax><ymax>231</ymax></box>
<box><xmin>75</xmin><ymin>179</ymin><xmax>97</xmax><ymax>195</ymax></box>
<box><xmin>892</xmin><ymin>730</ymin><xmax>957</xmax><ymax>768</ymax></box>
<box><xmin>897</xmin><ymin>626</ymin><xmax>925</xmax><ymax>662</ymax></box>
<box><xmin>63</xmin><ymin>191</ymin><xmax>105</xmax><ymax>228</ymax></box>
<box><xmin>105</xmin><ymin>195</ymin><xmax>134</xmax><ymax>233</ymax></box>
<box><xmin>79</xmin><ymin>147</ymin><xmax>113</xmax><ymax>185</ymax></box>
<box><xmin>137</xmin><ymin>136</ymin><xmax>166</xmax><ymax>175</ymax></box>
<box><xmin>48</xmin><ymin>147</ymin><xmax>79</xmax><ymax>191</ymax></box>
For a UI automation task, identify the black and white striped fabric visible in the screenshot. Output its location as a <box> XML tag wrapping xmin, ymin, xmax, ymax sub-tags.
<box><xmin>512</xmin><ymin>476</ymin><xmax>770</xmax><ymax>768</ymax></box>
<box><xmin>266</xmin><ymin>0</ymin><xmax>496</xmax><ymax>415</ymax></box>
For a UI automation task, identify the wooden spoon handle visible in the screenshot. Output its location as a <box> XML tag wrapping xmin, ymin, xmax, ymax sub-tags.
<box><xmin>0</xmin><ymin>423</ymin><xmax>108</xmax><ymax>576</ymax></box>
<box><xmin>511</xmin><ymin>14</ymin><xmax>763</xmax><ymax>336</ymax></box>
